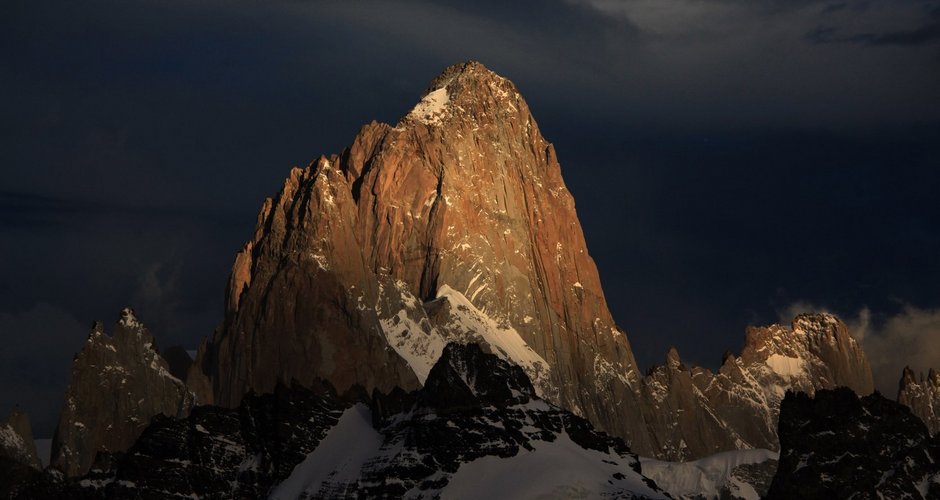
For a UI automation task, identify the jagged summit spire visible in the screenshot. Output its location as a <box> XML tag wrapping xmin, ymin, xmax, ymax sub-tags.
<box><xmin>425</xmin><ymin>60</ymin><xmax>503</xmax><ymax>90</ymax></box>
<box><xmin>401</xmin><ymin>60</ymin><xmax>523</xmax><ymax>127</ymax></box>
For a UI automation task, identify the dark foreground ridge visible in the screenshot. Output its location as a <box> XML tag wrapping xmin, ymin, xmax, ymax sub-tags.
<box><xmin>767</xmin><ymin>387</ymin><xmax>940</xmax><ymax>499</ymax></box>
<box><xmin>2</xmin><ymin>343</ymin><xmax>668</xmax><ymax>499</ymax></box>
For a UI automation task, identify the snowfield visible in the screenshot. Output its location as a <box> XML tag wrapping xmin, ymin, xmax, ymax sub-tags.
<box><xmin>640</xmin><ymin>448</ymin><xmax>778</xmax><ymax>500</ymax></box>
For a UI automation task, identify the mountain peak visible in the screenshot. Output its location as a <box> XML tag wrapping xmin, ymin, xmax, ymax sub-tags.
<box><xmin>426</xmin><ymin>60</ymin><xmax>503</xmax><ymax>89</ymax></box>
<box><xmin>401</xmin><ymin>61</ymin><xmax>522</xmax><ymax>127</ymax></box>
<box><xmin>51</xmin><ymin>310</ymin><xmax>195</xmax><ymax>476</ymax></box>
<box><xmin>118</xmin><ymin>306</ymin><xmax>141</xmax><ymax>329</ymax></box>
<box><xmin>791</xmin><ymin>312</ymin><xmax>842</xmax><ymax>332</ymax></box>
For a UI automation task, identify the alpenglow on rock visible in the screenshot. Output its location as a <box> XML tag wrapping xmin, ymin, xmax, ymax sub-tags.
<box><xmin>51</xmin><ymin>308</ymin><xmax>195</xmax><ymax>477</ymax></box>
<box><xmin>189</xmin><ymin>61</ymin><xmax>651</xmax><ymax>452</ymax></box>
<box><xmin>638</xmin><ymin>313</ymin><xmax>874</xmax><ymax>460</ymax></box>
<box><xmin>187</xmin><ymin>62</ymin><xmax>875</xmax><ymax>460</ymax></box>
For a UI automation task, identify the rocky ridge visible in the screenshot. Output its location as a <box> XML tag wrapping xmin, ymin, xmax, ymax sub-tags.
<box><xmin>766</xmin><ymin>387</ymin><xmax>940</xmax><ymax>499</ymax></box>
<box><xmin>639</xmin><ymin>313</ymin><xmax>873</xmax><ymax>459</ymax></box>
<box><xmin>899</xmin><ymin>366</ymin><xmax>940</xmax><ymax>435</ymax></box>
<box><xmin>275</xmin><ymin>343</ymin><xmax>666</xmax><ymax>498</ymax></box>
<box><xmin>12</xmin><ymin>343</ymin><xmax>668</xmax><ymax>499</ymax></box>
<box><xmin>50</xmin><ymin>308</ymin><xmax>195</xmax><ymax>477</ymax></box>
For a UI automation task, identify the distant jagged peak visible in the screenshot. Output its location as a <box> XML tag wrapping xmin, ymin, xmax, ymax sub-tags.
<box><xmin>83</xmin><ymin>307</ymin><xmax>162</xmax><ymax>359</ymax></box>
<box><xmin>897</xmin><ymin>364</ymin><xmax>940</xmax><ymax>435</ymax></box>
<box><xmin>0</xmin><ymin>404</ymin><xmax>41</xmax><ymax>469</ymax></box>
<box><xmin>791</xmin><ymin>312</ymin><xmax>851</xmax><ymax>339</ymax></box>
<box><xmin>665</xmin><ymin>345</ymin><xmax>682</xmax><ymax>370</ymax></box>
<box><xmin>742</xmin><ymin>311</ymin><xmax>858</xmax><ymax>358</ymax></box>
<box><xmin>51</xmin><ymin>308</ymin><xmax>195</xmax><ymax>477</ymax></box>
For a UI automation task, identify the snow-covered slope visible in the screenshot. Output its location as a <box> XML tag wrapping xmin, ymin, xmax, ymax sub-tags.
<box><xmin>444</xmin><ymin>431</ymin><xmax>663</xmax><ymax>499</ymax></box>
<box><xmin>9</xmin><ymin>343</ymin><xmax>666</xmax><ymax>499</ymax></box>
<box><xmin>275</xmin><ymin>343</ymin><xmax>665</xmax><ymax>499</ymax></box>
<box><xmin>270</xmin><ymin>404</ymin><xmax>382</xmax><ymax>499</ymax></box>
<box><xmin>377</xmin><ymin>279</ymin><xmax>552</xmax><ymax>398</ymax></box>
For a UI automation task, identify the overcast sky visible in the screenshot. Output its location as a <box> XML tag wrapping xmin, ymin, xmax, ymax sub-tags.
<box><xmin>2</xmin><ymin>0</ymin><xmax>939</xmax><ymax>436</ymax></box>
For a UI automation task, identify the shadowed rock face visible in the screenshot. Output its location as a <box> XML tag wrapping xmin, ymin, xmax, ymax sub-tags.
<box><xmin>189</xmin><ymin>61</ymin><xmax>648</xmax><ymax>453</ymax></box>
<box><xmin>161</xmin><ymin>345</ymin><xmax>194</xmax><ymax>382</ymax></box>
<box><xmin>898</xmin><ymin>366</ymin><xmax>940</xmax><ymax>435</ymax></box>
<box><xmin>51</xmin><ymin>308</ymin><xmax>195</xmax><ymax>477</ymax></box>
<box><xmin>0</xmin><ymin>404</ymin><xmax>42</xmax><ymax>499</ymax></box>
<box><xmin>11</xmin><ymin>344</ymin><xmax>667</xmax><ymax>499</ymax></box>
<box><xmin>766</xmin><ymin>388</ymin><xmax>940</xmax><ymax>499</ymax></box>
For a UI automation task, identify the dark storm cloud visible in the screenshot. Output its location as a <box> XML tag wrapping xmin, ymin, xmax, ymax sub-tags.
<box><xmin>806</xmin><ymin>0</ymin><xmax>940</xmax><ymax>45</ymax></box>
<box><xmin>0</xmin><ymin>304</ymin><xmax>87</xmax><ymax>436</ymax></box>
<box><xmin>2</xmin><ymin>0</ymin><xmax>939</xmax><ymax>435</ymax></box>
<box><xmin>809</xmin><ymin>22</ymin><xmax>940</xmax><ymax>45</ymax></box>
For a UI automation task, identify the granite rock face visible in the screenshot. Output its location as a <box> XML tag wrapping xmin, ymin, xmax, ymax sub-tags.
<box><xmin>899</xmin><ymin>366</ymin><xmax>940</xmax><ymax>435</ymax></box>
<box><xmin>190</xmin><ymin>60</ymin><xmax>647</xmax><ymax>452</ymax></box>
<box><xmin>766</xmin><ymin>387</ymin><xmax>940</xmax><ymax>499</ymax></box>
<box><xmin>50</xmin><ymin>308</ymin><xmax>195</xmax><ymax>477</ymax></box>
<box><xmin>187</xmin><ymin>62</ymin><xmax>874</xmax><ymax>460</ymax></box>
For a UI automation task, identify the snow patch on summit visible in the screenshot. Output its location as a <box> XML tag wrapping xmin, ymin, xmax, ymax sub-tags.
<box><xmin>407</xmin><ymin>87</ymin><xmax>450</xmax><ymax>126</ymax></box>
